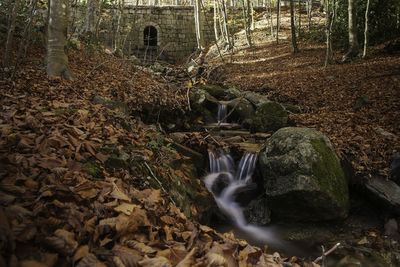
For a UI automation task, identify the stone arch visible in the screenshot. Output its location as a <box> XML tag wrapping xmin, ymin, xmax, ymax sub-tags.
<box><xmin>139</xmin><ymin>22</ymin><xmax>161</xmax><ymax>47</ymax></box>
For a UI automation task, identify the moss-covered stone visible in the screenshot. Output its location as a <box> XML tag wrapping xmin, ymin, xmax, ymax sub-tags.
<box><xmin>250</xmin><ymin>101</ymin><xmax>288</xmax><ymax>132</ymax></box>
<box><xmin>311</xmin><ymin>138</ymin><xmax>349</xmax><ymax>211</ymax></box>
<box><xmin>198</xmin><ymin>84</ymin><xmax>227</xmax><ymax>99</ymax></box>
<box><xmin>258</xmin><ymin>127</ymin><xmax>349</xmax><ymax>221</ymax></box>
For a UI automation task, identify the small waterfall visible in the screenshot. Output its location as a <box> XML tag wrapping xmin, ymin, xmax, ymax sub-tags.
<box><xmin>217</xmin><ymin>103</ymin><xmax>227</xmax><ymax>123</ymax></box>
<box><xmin>204</xmin><ymin>150</ymin><xmax>274</xmax><ymax>242</ymax></box>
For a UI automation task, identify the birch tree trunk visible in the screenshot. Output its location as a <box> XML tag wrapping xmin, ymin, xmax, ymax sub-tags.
<box><xmin>47</xmin><ymin>0</ymin><xmax>73</xmax><ymax>80</ymax></box>
<box><xmin>343</xmin><ymin>0</ymin><xmax>359</xmax><ymax>61</ymax></box>
<box><xmin>4</xmin><ymin>0</ymin><xmax>20</xmax><ymax>68</ymax></box>
<box><xmin>362</xmin><ymin>0</ymin><xmax>370</xmax><ymax>58</ymax></box>
<box><xmin>290</xmin><ymin>0</ymin><xmax>299</xmax><ymax>53</ymax></box>
<box><xmin>307</xmin><ymin>0</ymin><xmax>312</xmax><ymax>30</ymax></box>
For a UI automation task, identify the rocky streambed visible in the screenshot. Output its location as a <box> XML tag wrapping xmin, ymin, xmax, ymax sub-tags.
<box><xmin>171</xmin><ymin>84</ymin><xmax>400</xmax><ymax>265</ymax></box>
<box><xmin>92</xmin><ymin>82</ymin><xmax>400</xmax><ymax>265</ymax></box>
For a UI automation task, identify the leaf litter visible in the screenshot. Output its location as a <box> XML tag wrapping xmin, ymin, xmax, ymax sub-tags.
<box><xmin>0</xmin><ymin>47</ymin><xmax>303</xmax><ymax>266</ymax></box>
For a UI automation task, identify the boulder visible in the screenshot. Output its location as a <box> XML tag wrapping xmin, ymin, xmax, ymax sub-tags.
<box><xmin>227</xmin><ymin>98</ymin><xmax>255</xmax><ymax>124</ymax></box>
<box><xmin>259</xmin><ymin>127</ymin><xmax>349</xmax><ymax>221</ymax></box>
<box><xmin>242</xmin><ymin>91</ymin><xmax>270</xmax><ymax>107</ymax></box>
<box><xmin>365</xmin><ymin>178</ymin><xmax>400</xmax><ymax>214</ymax></box>
<box><xmin>250</xmin><ymin>101</ymin><xmax>288</xmax><ymax>132</ymax></box>
<box><xmin>198</xmin><ymin>84</ymin><xmax>228</xmax><ymax>99</ymax></box>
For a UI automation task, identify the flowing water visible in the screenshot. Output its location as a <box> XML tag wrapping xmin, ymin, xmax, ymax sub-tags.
<box><xmin>204</xmin><ymin>150</ymin><xmax>310</xmax><ymax>255</ymax></box>
<box><xmin>217</xmin><ymin>103</ymin><xmax>227</xmax><ymax>123</ymax></box>
<box><xmin>204</xmin><ymin>150</ymin><xmax>276</xmax><ymax>242</ymax></box>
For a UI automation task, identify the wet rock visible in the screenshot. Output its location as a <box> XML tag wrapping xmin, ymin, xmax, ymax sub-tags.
<box><xmin>364</xmin><ymin>178</ymin><xmax>400</xmax><ymax>214</ymax></box>
<box><xmin>210</xmin><ymin>173</ymin><xmax>231</xmax><ymax>196</ymax></box>
<box><xmin>259</xmin><ymin>127</ymin><xmax>349</xmax><ymax>221</ymax></box>
<box><xmin>243</xmin><ymin>196</ymin><xmax>271</xmax><ymax>225</ymax></box>
<box><xmin>250</xmin><ymin>101</ymin><xmax>288</xmax><ymax>132</ymax></box>
<box><xmin>226</xmin><ymin>98</ymin><xmax>255</xmax><ymax>123</ymax></box>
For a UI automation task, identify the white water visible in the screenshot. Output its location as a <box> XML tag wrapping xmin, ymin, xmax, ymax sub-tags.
<box><xmin>204</xmin><ymin>150</ymin><xmax>277</xmax><ymax>243</ymax></box>
<box><xmin>217</xmin><ymin>103</ymin><xmax>227</xmax><ymax>123</ymax></box>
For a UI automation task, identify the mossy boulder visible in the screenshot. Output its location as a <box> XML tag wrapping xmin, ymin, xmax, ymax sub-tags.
<box><xmin>259</xmin><ymin>127</ymin><xmax>349</xmax><ymax>221</ymax></box>
<box><xmin>250</xmin><ymin>101</ymin><xmax>288</xmax><ymax>132</ymax></box>
<box><xmin>198</xmin><ymin>84</ymin><xmax>228</xmax><ymax>99</ymax></box>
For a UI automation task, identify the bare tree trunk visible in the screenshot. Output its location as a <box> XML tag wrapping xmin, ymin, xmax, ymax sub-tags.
<box><xmin>213</xmin><ymin>0</ymin><xmax>219</xmax><ymax>41</ymax></box>
<box><xmin>221</xmin><ymin>0</ymin><xmax>232</xmax><ymax>48</ymax></box>
<box><xmin>47</xmin><ymin>0</ymin><xmax>73</xmax><ymax>80</ymax></box>
<box><xmin>298</xmin><ymin>0</ymin><xmax>301</xmax><ymax>37</ymax></box>
<box><xmin>85</xmin><ymin>0</ymin><xmax>99</xmax><ymax>41</ymax></box>
<box><xmin>324</xmin><ymin>0</ymin><xmax>335</xmax><ymax>66</ymax></box>
<box><xmin>362</xmin><ymin>0</ymin><xmax>370</xmax><ymax>58</ymax></box>
<box><xmin>307</xmin><ymin>0</ymin><xmax>312</xmax><ymax>30</ymax></box>
<box><xmin>276</xmin><ymin>0</ymin><xmax>280</xmax><ymax>43</ymax></box>
<box><xmin>194</xmin><ymin>0</ymin><xmax>204</xmax><ymax>50</ymax></box>
<box><xmin>242</xmin><ymin>0</ymin><xmax>252</xmax><ymax>46</ymax></box>
<box><xmin>343</xmin><ymin>0</ymin><xmax>359</xmax><ymax>61</ymax></box>
<box><xmin>290</xmin><ymin>0</ymin><xmax>299</xmax><ymax>53</ymax></box>
<box><xmin>3</xmin><ymin>0</ymin><xmax>20</xmax><ymax>68</ymax></box>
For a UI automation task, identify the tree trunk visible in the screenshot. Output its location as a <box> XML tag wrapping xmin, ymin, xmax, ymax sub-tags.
<box><xmin>213</xmin><ymin>0</ymin><xmax>219</xmax><ymax>41</ymax></box>
<box><xmin>324</xmin><ymin>0</ymin><xmax>333</xmax><ymax>66</ymax></box>
<box><xmin>47</xmin><ymin>0</ymin><xmax>73</xmax><ymax>80</ymax></box>
<box><xmin>221</xmin><ymin>0</ymin><xmax>232</xmax><ymax>49</ymax></box>
<box><xmin>362</xmin><ymin>0</ymin><xmax>370</xmax><ymax>58</ymax></box>
<box><xmin>307</xmin><ymin>0</ymin><xmax>312</xmax><ymax>30</ymax></box>
<box><xmin>194</xmin><ymin>0</ymin><xmax>204</xmax><ymax>50</ymax></box>
<box><xmin>3</xmin><ymin>0</ymin><xmax>20</xmax><ymax>68</ymax></box>
<box><xmin>242</xmin><ymin>0</ymin><xmax>252</xmax><ymax>46</ymax></box>
<box><xmin>84</xmin><ymin>0</ymin><xmax>99</xmax><ymax>40</ymax></box>
<box><xmin>276</xmin><ymin>0</ymin><xmax>280</xmax><ymax>43</ymax></box>
<box><xmin>343</xmin><ymin>0</ymin><xmax>359</xmax><ymax>61</ymax></box>
<box><xmin>290</xmin><ymin>0</ymin><xmax>299</xmax><ymax>53</ymax></box>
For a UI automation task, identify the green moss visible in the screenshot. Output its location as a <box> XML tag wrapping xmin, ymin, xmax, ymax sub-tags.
<box><xmin>83</xmin><ymin>161</ymin><xmax>103</xmax><ymax>179</ymax></box>
<box><xmin>251</xmin><ymin>102</ymin><xmax>288</xmax><ymax>132</ymax></box>
<box><xmin>311</xmin><ymin>138</ymin><xmax>349</xmax><ymax>212</ymax></box>
<box><xmin>198</xmin><ymin>84</ymin><xmax>227</xmax><ymax>99</ymax></box>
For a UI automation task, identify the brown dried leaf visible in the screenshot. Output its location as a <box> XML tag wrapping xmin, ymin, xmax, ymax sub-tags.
<box><xmin>139</xmin><ymin>256</ymin><xmax>172</xmax><ymax>267</ymax></box>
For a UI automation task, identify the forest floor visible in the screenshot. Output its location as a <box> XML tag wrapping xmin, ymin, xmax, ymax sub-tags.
<box><xmin>208</xmin><ymin>27</ymin><xmax>400</xmax><ymax>183</ymax></box>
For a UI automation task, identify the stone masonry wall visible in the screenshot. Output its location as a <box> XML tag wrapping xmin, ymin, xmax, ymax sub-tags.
<box><xmin>123</xmin><ymin>6</ymin><xmax>214</xmax><ymax>63</ymax></box>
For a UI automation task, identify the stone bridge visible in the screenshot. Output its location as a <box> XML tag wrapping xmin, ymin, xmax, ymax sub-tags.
<box><xmin>123</xmin><ymin>5</ymin><xmax>214</xmax><ymax>63</ymax></box>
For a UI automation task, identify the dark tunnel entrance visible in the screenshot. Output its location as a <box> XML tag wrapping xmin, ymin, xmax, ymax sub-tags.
<box><xmin>144</xmin><ymin>26</ymin><xmax>157</xmax><ymax>47</ymax></box>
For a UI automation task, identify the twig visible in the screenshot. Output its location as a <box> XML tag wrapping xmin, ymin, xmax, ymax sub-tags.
<box><xmin>314</xmin><ymin>242</ymin><xmax>341</xmax><ymax>263</ymax></box>
<box><xmin>143</xmin><ymin>161</ymin><xmax>176</xmax><ymax>205</ymax></box>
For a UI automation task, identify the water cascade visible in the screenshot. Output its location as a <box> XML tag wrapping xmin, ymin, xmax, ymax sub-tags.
<box><xmin>217</xmin><ymin>103</ymin><xmax>227</xmax><ymax>124</ymax></box>
<box><xmin>204</xmin><ymin>150</ymin><xmax>275</xmax><ymax>242</ymax></box>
